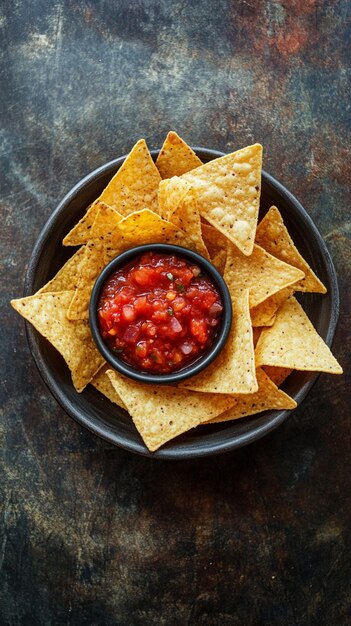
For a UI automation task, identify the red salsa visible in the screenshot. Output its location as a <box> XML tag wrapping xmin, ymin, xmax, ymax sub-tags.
<box><xmin>98</xmin><ymin>252</ymin><xmax>223</xmax><ymax>374</ymax></box>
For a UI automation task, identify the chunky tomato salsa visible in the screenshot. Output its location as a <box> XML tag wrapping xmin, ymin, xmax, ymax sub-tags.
<box><xmin>98</xmin><ymin>252</ymin><xmax>223</xmax><ymax>374</ymax></box>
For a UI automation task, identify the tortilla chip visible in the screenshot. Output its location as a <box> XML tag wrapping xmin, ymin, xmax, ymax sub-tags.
<box><xmin>256</xmin><ymin>206</ymin><xmax>327</xmax><ymax>293</ymax></box>
<box><xmin>201</xmin><ymin>223</ymin><xmax>228</xmax><ymax>256</ymax></box>
<box><xmin>89</xmin><ymin>203</ymin><xmax>124</xmax><ymax>263</ymax></box>
<box><xmin>100</xmin><ymin>138</ymin><xmax>161</xmax><ymax>216</ymax></box>
<box><xmin>63</xmin><ymin>139</ymin><xmax>161</xmax><ymax>245</ymax></box>
<box><xmin>106</xmin><ymin>370</ymin><xmax>237</xmax><ymax>452</ymax></box>
<box><xmin>67</xmin><ymin>243</ymin><xmax>105</xmax><ymax>320</ymax></box>
<box><xmin>158</xmin><ymin>177</ymin><xmax>191</xmax><ymax>220</ymax></box>
<box><xmin>208</xmin><ymin>368</ymin><xmax>296</xmax><ymax>423</ymax></box>
<box><xmin>182</xmin><ymin>144</ymin><xmax>263</xmax><ymax>255</ymax></box>
<box><xmin>263</xmin><ymin>366</ymin><xmax>292</xmax><ymax>387</ymax></box>
<box><xmin>180</xmin><ymin>290</ymin><xmax>257</xmax><ymax>394</ymax></box>
<box><xmin>36</xmin><ymin>246</ymin><xmax>86</xmax><ymax>294</ymax></box>
<box><xmin>250</xmin><ymin>286</ymin><xmax>294</xmax><ymax>327</ymax></box>
<box><xmin>11</xmin><ymin>291</ymin><xmax>104</xmax><ymax>391</ymax></box>
<box><xmin>201</xmin><ymin>223</ymin><xmax>227</xmax><ymax>274</ymax></box>
<box><xmin>91</xmin><ymin>366</ymin><xmax>127</xmax><ymax>410</ymax></box>
<box><xmin>156</xmin><ymin>131</ymin><xmax>202</xmax><ymax>179</ymax></box>
<box><xmin>63</xmin><ymin>201</ymin><xmax>103</xmax><ymax>247</ymax></box>
<box><xmin>224</xmin><ymin>244</ymin><xmax>304</xmax><ymax>309</ymax></box>
<box><xmin>90</xmin><ymin>203</ymin><xmax>123</xmax><ymax>240</ymax></box>
<box><xmin>105</xmin><ymin>209</ymin><xmax>198</xmax><ymax>262</ymax></box>
<box><xmin>255</xmin><ymin>297</ymin><xmax>343</xmax><ymax>373</ymax></box>
<box><xmin>252</xmin><ymin>327</ymin><xmax>262</xmax><ymax>347</ymax></box>
<box><xmin>210</xmin><ymin>249</ymin><xmax>227</xmax><ymax>275</ymax></box>
<box><xmin>165</xmin><ymin>186</ymin><xmax>209</xmax><ymax>259</ymax></box>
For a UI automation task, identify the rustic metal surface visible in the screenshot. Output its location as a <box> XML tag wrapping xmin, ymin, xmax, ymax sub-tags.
<box><xmin>1</xmin><ymin>1</ymin><xmax>350</xmax><ymax>624</ymax></box>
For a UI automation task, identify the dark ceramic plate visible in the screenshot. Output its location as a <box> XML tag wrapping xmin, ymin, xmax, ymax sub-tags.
<box><xmin>24</xmin><ymin>148</ymin><xmax>339</xmax><ymax>459</ymax></box>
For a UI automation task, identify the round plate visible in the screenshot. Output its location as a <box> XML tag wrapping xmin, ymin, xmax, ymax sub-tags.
<box><xmin>24</xmin><ymin>148</ymin><xmax>340</xmax><ymax>459</ymax></box>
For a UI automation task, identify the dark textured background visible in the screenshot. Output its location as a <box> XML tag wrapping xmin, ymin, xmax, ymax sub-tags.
<box><xmin>1</xmin><ymin>1</ymin><xmax>350</xmax><ymax>624</ymax></box>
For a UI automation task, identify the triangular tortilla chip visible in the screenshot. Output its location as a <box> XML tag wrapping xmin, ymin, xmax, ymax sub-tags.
<box><xmin>63</xmin><ymin>139</ymin><xmax>161</xmax><ymax>245</ymax></box>
<box><xmin>256</xmin><ymin>206</ymin><xmax>326</xmax><ymax>293</ymax></box>
<box><xmin>180</xmin><ymin>290</ymin><xmax>257</xmax><ymax>394</ymax></box>
<box><xmin>11</xmin><ymin>291</ymin><xmax>104</xmax><ymax>391</ymax></box>
<box><xmin>255</xmin><ymin>297</ymin><xmax>342</xmax><ymax>373</ymax></box>
<box><xmin>158</xmin><ymin>177</ymin><xmax>192</xmax><ymax>220</ymax></box>
<box><xmin>201</xmin><ymin>223</ymin><xmax>228</xmax><ymax>274</ymax></box>
<box><xmin>250</xmin><ymin>286</ymin><xmax>294</xmax><ymax>327</ymax></box>
<box><xmin>106</xmin><ymin>370</ymin><xmax>237</xmax><ymax>452</ymax></box>
<box><xmin>90</xmin><ymin>203</ymin><xmax>124</xmax><ymax>263</ymax></box>
<box><xmin>224</xmin><ymin>244</ymin><xmax>304</xmax><ymax>309</ymax></box>
<box><xmin>90</xmin><ymin>203</ymin><xmax>123</xmax><ymax>240</ymax></box>
<box><xmin>165</xmin><ymin>186</ymin><xmax>209</xmax><ymax>259</ymax></box>
<box><xmin>208</xmin><ymin>368</ymin><xmax>296</xmax><ymax>423</ymax></box>
<box><xmin>263</xmin><ymin>366</ymin><xmax>292</xmax><ymax>387</ymax></box>
<box><xmin>63</xmin><ymin>201</ymin><xmax>104</xmax><ymax>247</ymax></box>
<box><xmin>156</xmin><ymin>131</ymin><xmax>202</xmax><ymax>178</ymax></box>
<box><xmin>91</xmin><ymin>366</ymin><xmax>127</xmax><ymax>410</ymax></box>
<box><xmin>67</xmin><ymin>243</ymin><xmax>105</xmax><ymax>320</ymax></box>
<box><xmin>36</xmin><ymin>246</ymin><xmax>86</xmax><ymax>294</ymax></box>
<box><xmin>105</xmin><ymin>209</ymin><xmax>199</xmax><ymax>262</ymax></box>
<box><xmin>182</xmin><ymin>144</ymin><xmax>263</xmax><ymax>255</ymax></box>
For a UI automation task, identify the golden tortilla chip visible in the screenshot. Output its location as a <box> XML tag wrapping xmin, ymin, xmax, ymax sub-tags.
<box><xmin>91</xmin><ymin>366</ymin><xmax>127</xmax><ymax>410</ymax></box>
<box><xmin>182</xmin><ymin>144</ymin><xmax>263</xmax><ymax>255</ymax></box>
<box><xmin>165</xmin><ymin>186</ymin><xmax>209</xmax><ymax>259</ymax></box>
<box><xmin>208</xmin><ymin>368</ymin><xmax>296</xmax><ymax>423</ymax></box>
<box><xmin>201</xmin><ymin>223</ymin><xmax>227</xmax><ymax>274</ymax></box>
<box><xmin>90</xmin><ymin>203</ymin><xmax>124</xmax><ymax>263</ymax></box>
<box><xmin>224</xmin><ymin>244</ymin><xmax>304</xmax><ymax>309</ymax></box>
<box><xmin>180</xmin><ymin>290</ymin><xmax>257</xmax><ymax>394</ymax></box>
<box><xmin>263</xmin><ymin>366</ymin><xmax>292</xmax><ymax>387</ymax></box>
<box><xmin>36</xmin><ymin>246</ymin><xmax>86</xmax><ymax>294</ymax></box>
<box><xmin>90</xmin><ymin>203</ymin><xmax>123</xmax><ymax>240</ymax></box>
<box><xmin>105</xmin><ymin>209</ymin><xmax>198</xmax><ymax>262</ymax></box>
<box><xmin>106</xmin><ymin>370</ymin><xmax>237</xmax><ymax>452</ymax></box>
<box><xmin>63</xmin><ymin>139</ymin><xmax>161</xmax><ymax>245</ymax></box>
<box><xmin>63</xmin><ymin>201</ymin><xmax>104</xmax><ymax>247</ymax></box>
<box><xmin>255</xmin><ymin>297</ymin><xmax>343</xmax><ymax>373</ymax></box>
<box><xmin>11</xmin><ymin>291</ymin><xmax>104</xmax><ymax>391</ymax></box>
<box><xmin>158</xmin><ymin>177</ymin><xmax>191</xmax><ymax>220</ymax></box>
<box><xmin>67</xmin><ymin>243</ymin><xmax>105</xmax><ymax>320</ymax></box>
<box><xmin>250</xmin><ymin>286</ymin><xmax>294</xmax><ymax>327</ymax></box>
<box><xmin>156</xmin><ymin>131</ymin><xmax>202</xmax><ymax>178</ymax></box>
<box><xmin>256</xmin><ymin>206</ymin><xmax>327</xmax><ymax>293</ymax></box>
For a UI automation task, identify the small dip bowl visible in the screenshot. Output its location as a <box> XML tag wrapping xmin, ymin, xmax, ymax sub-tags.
<box><xmin>89</xmin><ymin>243</ymin><xmax>233</xmax><ymax>385</ymax></box>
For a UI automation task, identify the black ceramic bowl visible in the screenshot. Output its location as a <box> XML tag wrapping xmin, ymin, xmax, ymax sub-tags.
<box><xmin>24</xmin><ymin>147</ymin><xmax>340</xmax><ymax>459</ymax></box>
<box><xmin>89</xmin><ymin>243</ymin><xmax>232</xmax><ymax>384</ymax></box>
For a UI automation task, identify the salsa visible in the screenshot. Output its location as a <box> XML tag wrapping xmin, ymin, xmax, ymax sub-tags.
<box><xmin>98</xmin><ymin>251</ymin><xmax>223</xmax><ymax>374</ymax></box>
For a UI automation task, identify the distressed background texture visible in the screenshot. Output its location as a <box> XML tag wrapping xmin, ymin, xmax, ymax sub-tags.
<box><xmin>1</xmin><ymin>1</ymin><xmax>350</xmax><ymax>625</ymax></box>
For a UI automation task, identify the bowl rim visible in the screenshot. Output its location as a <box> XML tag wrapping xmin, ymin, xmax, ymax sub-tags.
<box><xmin>89</xmin><ymin>243</ymin><xmax>232</xmax><ymax>384</ymax></box>
<box><xmin>24</xmin><ymin>146</ymin><xmax>340</xmax><ymax>459</ymax></box>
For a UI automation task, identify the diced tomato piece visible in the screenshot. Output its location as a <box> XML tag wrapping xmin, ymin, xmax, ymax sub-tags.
<box><xmin>190</xmin><ymin>319</ymin><xmax>208</xmax><ymax>344</ymax></box>
<box><xmin>122</xmin><ymin>304</ymin><xmax>136</xmax><ymax>322</ymax></box>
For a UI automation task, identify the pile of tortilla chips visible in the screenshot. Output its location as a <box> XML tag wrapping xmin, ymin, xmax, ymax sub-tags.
<box><xmin>11</xmin><ymin>131</ymin><xmax>342</xmax><ymax>452</ymax></box>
